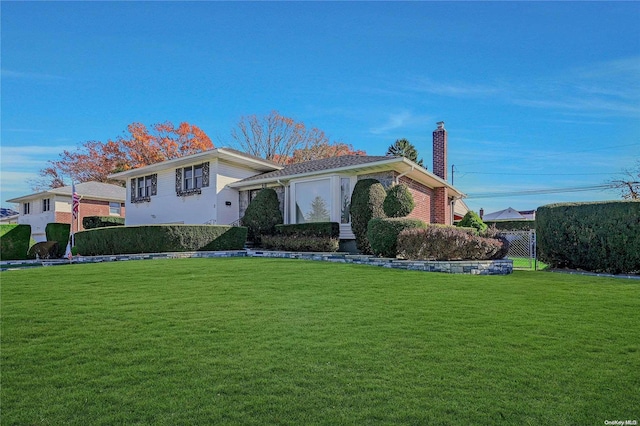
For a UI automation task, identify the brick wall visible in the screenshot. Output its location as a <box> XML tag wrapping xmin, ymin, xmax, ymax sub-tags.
<box><xmin>432</xmin><ymin>187</ymin><xmax>451</xmax><ymax>225</ymax></box>
<box><xmin>398</xmin><ymin>176</ymin><xmax>432</xmax><ymax>223</ymax></box>
<box><xmin>432</xmin><ymin>122</ymin><xmax>447</xmax><ymax>180</ymax></box>
<box><xmin>55</xmin><ymin>199</ymin><xmax>125</xmax><ymax>231</ymax></box>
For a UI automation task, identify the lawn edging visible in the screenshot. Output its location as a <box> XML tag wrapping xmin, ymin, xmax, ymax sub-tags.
<box><xmin>1</xmin><ymin>249</ymin><xmax>513</xmax><ymax>275</ymax></box>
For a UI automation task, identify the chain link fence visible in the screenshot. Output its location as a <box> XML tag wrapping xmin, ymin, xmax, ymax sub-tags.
<box><xmin>500</xmin><ymin>230</ymin><xmax>537</xmax><ymax>270</ymax></box>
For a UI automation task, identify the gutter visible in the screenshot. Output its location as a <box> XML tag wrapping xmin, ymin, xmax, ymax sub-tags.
<box><xmin>395</xmin><ymin>166</ymin><xmax>415</xmax><ymax>184</ymax></box>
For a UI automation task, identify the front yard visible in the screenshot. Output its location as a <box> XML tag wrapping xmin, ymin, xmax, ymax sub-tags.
<box><xmin>2</xmin><ymin>258</ymin><xmax>638</xmax><ymax>425</ymax></box>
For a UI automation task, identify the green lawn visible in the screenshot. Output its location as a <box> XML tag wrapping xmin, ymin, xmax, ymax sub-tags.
<box><xmin>2</xmin><ymin>258</ymin><xmax>639</xmax><ymax>425</ymax></box>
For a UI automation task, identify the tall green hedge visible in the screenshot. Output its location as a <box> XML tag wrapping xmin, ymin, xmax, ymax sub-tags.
<box><xmin>75</xmin><ymin>225</ymin><xmax>247</xmax><ymax>256</ymax></box>
<box><xmin>367</xmin><ymin>218</ymin><xmax>427</xmax><ymax>258</ymax></box>
<box><xmin>350</xmin><ymin>179</ymin><xmax>387</xmax><ymax>254</ymax></box>
<box><xmin>45</xmin><ymin>223</ymin><xmax>71</xmax><ymax>258</ymax></box>
<box><xmin>537</xmin><ymin>201</ymin><xmax>640</xmax><ymax>274</ymax></box>
<box><xmin>83</xmin><ymin>216</ymin><xmax>125</xmax><ymax>229</ymax></box>
<box><xmin>0</xmin><ymin>224</ymin><xmax>31</xmax><ymax>260</ymax></box>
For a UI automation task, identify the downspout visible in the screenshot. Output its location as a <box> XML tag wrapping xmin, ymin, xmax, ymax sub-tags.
<box><xmin>277</xmin><ymin>179</ymin><xmax>288</xmax><ymax>224</ymax></box>
<box><xmin>395</xmin><ymin>166</ymin><xmax>415</xmax><ymax>184</ymax></box>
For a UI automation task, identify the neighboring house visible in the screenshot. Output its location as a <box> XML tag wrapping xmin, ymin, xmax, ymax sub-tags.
<box><xmin>108</xmin><ymin>122</ymin><xmax>465</xmax><ymax>242</ymax></box>
<box><xmin>6</xmin><ymin>181</ymin><xmax>126</xmax><ymax>242</ymax></box>
<box><xmin>480</xmin><ymin>207</ymin><xmax>536</xmax><ymax>221</ymax></box>
<box><xmin>0</xmin><ymin>208</ymin><xmax>20</xmax><ymax>224</ymax></box>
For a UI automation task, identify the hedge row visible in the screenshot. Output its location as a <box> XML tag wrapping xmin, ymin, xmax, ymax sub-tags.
<box><xmin>45</xmin><ymin>223</ymin><xmax>70</xmax><ymax>258</ymax></box>
<box><xmin>262</xmin><ymin>222</ymin><xmax>340</xmax><ymax>252</ymax></box>
<box><xmin>0</xmin><ymin>224</ymin><xmax>31</xmax><ymax>260</ymax></box>
<box><xmin>75</xmin><ymin>225</ymin><xmax>247</xmax><ymax>256</ymax></box>
<box><xmin>82</xmin><ymin>216</ymin><xmax>125</xmax><ymax>229</ymax></box>
<box><xmin>537</xmin><ymin>201</ymin><xmax>640</xmax><ymax>274</ymax></box>
<box><xmin>367</xmin><ymin>218</ymin><xmax>427</xmax><ymax>258</ymax></box>
<box><xmin>397</xmin><ymin>226</ymin><xmax>509</xmax><ymax>261</ymax></box>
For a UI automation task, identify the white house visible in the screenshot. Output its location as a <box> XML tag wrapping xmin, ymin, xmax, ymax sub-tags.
<box><xmin>108</xmin><ymin>123</ymin><xmax>467</xmax><ymax>241</ymax></box>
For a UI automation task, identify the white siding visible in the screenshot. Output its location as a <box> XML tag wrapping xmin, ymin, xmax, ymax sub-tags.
<box><xmin>17</xmin><ymin>197</ymin><xmax>56</xmax><ymax>242</ymax></box>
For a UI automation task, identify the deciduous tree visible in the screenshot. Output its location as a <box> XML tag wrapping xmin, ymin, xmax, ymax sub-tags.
<box><xmin>609</xmin><ymin>160</ymin><xmax>639</xmax><ymax>200</ymax></box>
<box><xmin>35</xmin><ymin>122</ymin><xmax>213</xmax><ymax>189</ymax></box>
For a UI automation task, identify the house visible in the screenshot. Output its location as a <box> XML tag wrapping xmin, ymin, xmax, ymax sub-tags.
<box><xmin>108</xmin><ymin>122</ymin><xmax>465</xmax><ymax>243</ymax></box>
<box><xmin>480</xmin><ymin>207</ymin><xmax>536</xmax><ymax>221</ymax></box>
<box><xmin>0</xmin><ymin>208</ymin><xmax>20</xmax><ymax>224</ymax></box>
<box><xmin>6</xmin><ymin>181</ymin><xmax>126</xmax><ymax>242</ymax></box>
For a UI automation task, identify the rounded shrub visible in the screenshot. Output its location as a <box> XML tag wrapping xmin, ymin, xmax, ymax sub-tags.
<box><xmin>383</xmin><ymin>184</ymin><xmax>415</xmax><ymax>218</ymax></box>
<box><xmin>242</xmin><ymin>188</ymin><xmax>283</xmax><ymax>245</ymax></box>
<box><xmin>457</xmin><ymin>211</ymin><xmax>487</xmax><ymax>234</ymax></box>
<box><xmin>367</xmin><ymin>217</ymin><xmax>427</xmax><ymax>258</ymax></box>
<box><xmin>349</xmin><ymin>179</ymin><xmax>387</xmax><ymax>254</ymax></box>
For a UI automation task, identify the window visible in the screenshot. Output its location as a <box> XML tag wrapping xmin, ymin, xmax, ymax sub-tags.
<box><xmin>176</xmin><ymin>162</ymin><xmax>209</xmax><ymax>196</ymax></box>
<box><xmin>131</xmin><ymin>174</ymin><xmax>157</xmax><ymax>203</ymax></box>
<box><xmin>109</xmin><ymin>202</ymin><xmax>121</xmax><ymax>216</ymax></box>
<box><xmin>340</xmin><ymin>178</ymin><xmax>351</xmax><ymax>224</ymax></box>
<box><xmin>23</xmin><ymin>202</ymin><xmax>30</xmax><ymax>215</ymax></box>
<box><xmin>294</xmin><ymin>179</ymin><xmax>331</xmax><ymax>224</ymax></box>
<box><xmin>42</xmin><ymin>198</ymin><xmax>51</xmax><ymax>212</ymax></box>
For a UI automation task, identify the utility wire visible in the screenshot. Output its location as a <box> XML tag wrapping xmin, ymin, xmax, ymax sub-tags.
<box><xmin>465</xmin><ymin>183</ymin><xmax>615</xmax><ymax>199</ymax></box>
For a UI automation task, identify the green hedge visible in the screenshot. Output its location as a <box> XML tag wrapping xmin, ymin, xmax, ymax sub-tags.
<box><xmin>457</xmin><ymin>211</ymin><xmax>487</xmax><ymax>233</ymax></box>
<box><xmin>484</xmin><ymin>220</ymin><xmax>535</xmax><ymax>231</ymax></box>
<box><xmin>75</xmin><ymin>225</ymin><xmax>248</xmax><ymax>256</ymax></box>
<box><xmin>383</xmin><ymin>184</ymin><xmax>415</xmax><ymax>218</ymax></box>
<box><xmin>274</xmin><ymin>222</ymin><xmax>339</xmax><ymax>238</ymax></box>
<box><xmin>537</xmin><ymin>201</ymin><xmax>640</xmax><ymax>274</ymax></box>
<box><xmin>0</xmin><ymin>224</ymin><xmax>31</xmax><ymax>260</ymax></box>
<box><xmin>242</xmin><ymin>188</ymin><xmax>283</xmax><ymax>244</ymax></box>
<box><xmin>367</xmin><ymin>218</ymin><xmax>427</xmax><ymax>258</ymax></box>
<box><xmin>45</xmin><ymin>223</ymin><xmax>71</xmax><ymax>258</ymax></box>
<box><xmin>82</xmin><ymin>216</ymin><xmax>125</xmax><ymax>229</ymax></box>
<box><xmin>350</xmin><ymin>179</ymin><xmax>387</xmax><ymax>254</ymax></box>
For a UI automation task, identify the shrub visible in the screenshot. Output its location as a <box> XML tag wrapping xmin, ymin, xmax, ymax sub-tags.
<box><xmin>484</xmin><ymin>220</ymin><xmax>535</xmax><ymax>231</ymax></box>
<box><xmin>457</xmin><ymin>211</ymin><xmax>487</xmax><ymax>233</ymax></box>
<box><xmin>242</xmin><ymin>188</ymin><xmax>283</xmax><ymax>245</ymax></box>
<box><xmin>262</xmin><ymin>222</ymin><xmax>340</xmax><ymax>252</ymax></box>
<box><xmin>83</xmin><ymin>216</ymin><xmax>125</xmax><ymax>230</ymax></box>
<box><xmin>350</xmin><ymin>179</ymin><xmax>387</xmax><ymax>254</ymax></box>
<box><xmin>383</xmin><ymin>184</ymin><xmax>415</xmax><ymax>218</ymax></box>
<box><xmin>537</xmin><ymin>201</ymin><xmax>640</xmax><ymax>274</ymax></box>
<box><xmin>27</xmin><ymin>241</ymin><xmax>60</xmax><ymax>259</ymax></box>
<box><xmin>367</xmin><ymin>218</ymin><xmax>427</xmax><ymax>258</ymax></box>
<box><xmin>0</xmin><ymin>224</ymin><xmax>31</xmax><ymax>260</ymax></box>
<box><xmin>75</xmin><ymin>225</ymin><xmax>247</xmax><ymax>256</ymax></box>
<box><xmin>45</xmin><ymin>223</ymin><xmax>71</xmax><ymax>258</ymax></box>
<box><xmin>397</xmin><ymin>226</ymin><xmax>508</xmax><ymax>261</ymax></box>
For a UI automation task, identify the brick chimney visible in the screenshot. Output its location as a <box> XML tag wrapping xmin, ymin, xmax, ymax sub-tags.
<box><xmin>431</xmin><ymin>121</ymin><xmax>450</xmax><ymax>225</ymax></box>
<box><xmin>432</xmin><ymin>121</ymin><xmax>447</xmax><ymax>180</ymax></box>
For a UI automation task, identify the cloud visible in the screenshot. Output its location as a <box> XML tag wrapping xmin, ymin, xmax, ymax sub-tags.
<box><xmin>404</xmin><ymin>77</ymin><xmax>501</xmax><ymax>98</ymax></box>
<box><xmin>1</xmin><ymin>145</ymin><xmax>72</xmax><ymax>168</ymax></box>
<box><xmin>1</xmin><ymin>68</ymin><xmax>66</xmax><ymax>81</ymax></box>
<box><xmin>369</xmin><ymin>111</ymin><xmax>431</xmax><ymax>135</ymax></box>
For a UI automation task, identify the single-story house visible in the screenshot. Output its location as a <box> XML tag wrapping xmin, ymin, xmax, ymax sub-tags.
<box><xmin>108</xmin><ymin>122</ymin><xmax>466</xmax><ymax>242</ymax></box>
<box><xmin>6</xmin><ymin>181</ymin><xmax>126</xmax><ymax>242</ymax></box>
<box><xmin>480</xmin><ymin>207</ymin><xmax>536</xmax><ymax>221</ymax></box>
<box><xmin>0</xmin><ymin>208</ymin><xmax>20</xmax><ymax>224</ymax></box>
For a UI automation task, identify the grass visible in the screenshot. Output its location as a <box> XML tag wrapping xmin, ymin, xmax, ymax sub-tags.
<box><xmin>2</xmin><ymin>258</ymin><xmax>639</xmax><ymax>425</ymax></box>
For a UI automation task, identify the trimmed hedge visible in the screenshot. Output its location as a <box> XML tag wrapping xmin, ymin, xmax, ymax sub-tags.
<box><xmin>484</xmin><ymin>220</ymin><xmax>535</xmax><ymax>231</ymax></box>
<box><xmin>383</xmin><ymin>184</ymin><xmax>415</xmax><ymax>218</ymax></box>
<box><xmin>367</xmin><ymin>218</ymin><xmax>427</xmax><ymax>258</ymax></box>
<box><xmin>537</xmin><ymin>201</ymin><xmax>640</xmax><ymax>274</ymax></box>
<box><xmin>262</xmin><ymin>222</ymin><xmax>340</xmax><ymax>252</ymax></box>
<box><xmin>83</xmin><ymin>216</ymin><xmax>125</xmax><ymax>230</ymax></box>
<box><xmin>75</xmin><ymin>225</ymin><xmax>248</xmax><ymax>256</ymax></box>
<box><xmin>457</xmin><ymin>211</ymin><xmax>487</xmax><ymax>233</ymax></box>
<box><xmin>242</xmin><ymin>188</ymin><xmax>283</xmax><ymax>244</ymax></box>
<box><xmin>45</xmin><ymin>223</ymin><xmax>71</xmax><ymax>258</ymax></box>
<box><xmin>397</xmin><ymin>226</ymin><xmax>508</xmax><ymax>261</ymax></box>
<box><xmin>0</xmin><ymin>224</ymin><xmax>31</xmax><ymax>260</ymax></box>
<box><xmin>350</xmin><ymin>179</ymin><xmax>387</xmax><ymax>254</ymax></box>
<box><xmin>28</xmin><ymin>241</ymin><xmax>60</xmax><ymax>259</ymax></box>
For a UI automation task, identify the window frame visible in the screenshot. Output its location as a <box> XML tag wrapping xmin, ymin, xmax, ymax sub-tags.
<box><xmin>42</xmin><ymin>198</ymin><xmax>51</xmax><ymax>212</ymax></box>
<box><xmin>109</xmin><ymin>202</ymin><xmax>121</xmax><ymax>216</ymax></box>
<box><xmin>23</xmin><ymin>202</ymin><xmax>31</xmax><ymax>215</ymax></box>
<box><xmin>131</xmin><ymin>174</ymin><xmax>157</xmax><ymax>203</ymax></box>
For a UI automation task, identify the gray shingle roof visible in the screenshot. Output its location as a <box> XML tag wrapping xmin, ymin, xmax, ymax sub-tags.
<box><xmin>50</xmin><ymin>181</ymin><xmax>126</xmax><ymax>201</ymax></box>
<box><xmin>238</xmin><ymin>155</ymin><xmax>393</xmax><ymax>182</ymax></box>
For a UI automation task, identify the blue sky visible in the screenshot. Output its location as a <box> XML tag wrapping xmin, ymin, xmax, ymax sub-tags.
<box><xmin>2</xmin><ymin>1</ymin><xmax>639</xmax><ymax>214</ymax></box>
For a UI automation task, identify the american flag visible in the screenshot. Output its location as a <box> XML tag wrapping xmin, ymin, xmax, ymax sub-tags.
<box><xmin>72</xmin><ymin>183</ymin><xmax>80</xmax><ymax>219</ymax></box>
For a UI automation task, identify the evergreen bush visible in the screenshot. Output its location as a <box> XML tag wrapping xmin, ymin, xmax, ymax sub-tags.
<box><xmin>83</xmin><ymin>216</ymin><xmax>125</xmax><ymax>229</ymax></box>
<box><xmin>397</xmin><ymin>226</ymin><xmax>508</xmax><ymax>261</ymax></box>
<box><xmin>75</xmin><ymin>225</ymin><xmax>247</xmax><ymax>256</ymax></box>
<box><xmin>367</xmin><ymin>218</ymin><xmax>427</xmax><ymax>258</ymax></box>
<box><xmin>350</xmin><ymin>179</ymin><xmax>387</xmax><ymax>254</ymax></box>
<box><xmin>0</xmin><ymin>224</ymin><xmax>31</xmax><ymax>260</ymax></box>
<box><xmin>383</xmin><ymin>184</ymin><xmax>415</xmax><ymax>218</ymax></box>
<box><xmin>457</xmin><ymin>211</ymin><xmax>488</xmax><ymax>233</ymax></box>
<box><xmin>45</xmin><ymin>223</ymin><xmax>71</xmax><ymax>258</ymax></box>
<box><xmin>537</xmin><ymin>201</ymin><xmax>640</xmax><ymax>274</ymax></box>
<box><xmin>242</xmin><ymin>188</ymin><xmax>283</xmax><ymax>245</ymax></box>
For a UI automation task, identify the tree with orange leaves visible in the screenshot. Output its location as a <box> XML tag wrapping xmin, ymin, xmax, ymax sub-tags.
<box><xmin>229</xmin><ymin>110</ymin><xmax>365</xmax><ymax>165</ymax></box>
<box><xmin>34</xmin><ymin>122</ymin><xmax>213</xmax><ymax>189</ymax></box>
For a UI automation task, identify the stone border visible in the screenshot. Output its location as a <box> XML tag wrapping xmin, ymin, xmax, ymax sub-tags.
<box><xmin>1</xmin><ymin>250</ymin><xmax>513</xmax><ymax>275</ymax></box>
